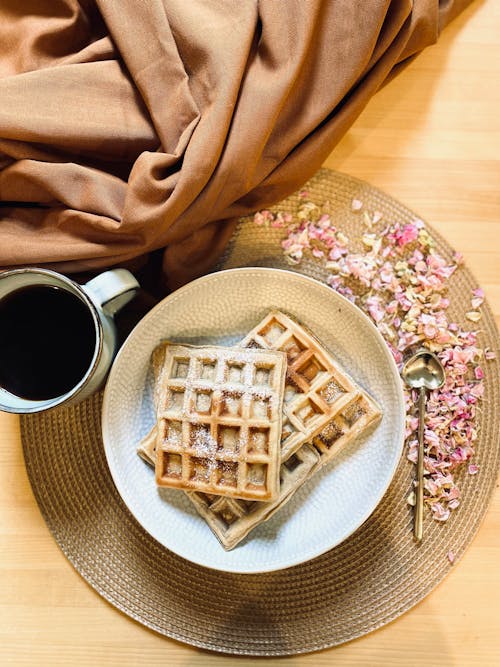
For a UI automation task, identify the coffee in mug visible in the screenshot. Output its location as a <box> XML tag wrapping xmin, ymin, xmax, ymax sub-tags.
<box><xmin>0</xmin><ymin>267</ymin><xmax>139</xmax><ymax>413</ymax></box>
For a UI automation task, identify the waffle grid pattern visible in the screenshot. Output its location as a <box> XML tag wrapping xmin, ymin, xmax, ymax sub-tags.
<box><xmin>154</xmin><ymin>343</ymin><xmax>286</xmax><ymax>501</ymax></box>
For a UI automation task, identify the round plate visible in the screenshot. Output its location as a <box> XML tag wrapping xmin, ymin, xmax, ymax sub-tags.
<box><xmin>102</xmin><ymin>268</ymin><xmax>405</xmax><ymax>573</ymax></box>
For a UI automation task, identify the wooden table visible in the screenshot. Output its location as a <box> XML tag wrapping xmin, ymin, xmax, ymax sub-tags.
<box><xmin>1</xmin><ymin>2</ymin><xmax>499</xmax><ymax>665</ymax></box>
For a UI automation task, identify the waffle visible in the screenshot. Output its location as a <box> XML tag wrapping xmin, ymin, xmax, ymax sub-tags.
<box><xmin>239</xmin><ymin>310</ymin><xmax>377</xmax><ymax>461</ymax></box>
<box><xmin>152</xmin><ymin>342</ymin><xmax>287</xmax><ymax>501</ymax></box>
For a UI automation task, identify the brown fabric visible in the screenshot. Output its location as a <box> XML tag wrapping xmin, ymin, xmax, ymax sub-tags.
<box><xmin>0</xmin><ymin>0</ymin><xmax>473</xmax><ymax>290</ymax></box>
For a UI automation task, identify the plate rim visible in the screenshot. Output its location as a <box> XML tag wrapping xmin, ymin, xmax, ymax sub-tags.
<box><xmin>102</xmin><ymin>267</ymin><xmax>406</xmax><ymax>573</ymax></box>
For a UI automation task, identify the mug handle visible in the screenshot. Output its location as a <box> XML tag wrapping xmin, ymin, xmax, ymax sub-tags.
<box><xmin>83</xmin><ymin>269</ymin><xmax>139</xmax><ymax>316</ymax></box>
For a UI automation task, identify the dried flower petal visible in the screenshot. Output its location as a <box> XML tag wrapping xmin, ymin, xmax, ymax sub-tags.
<box><xmin>431</xmin><ymin>503</ymin><xmax>451</xmax><ymax>522</ymax></box>
<box><xmin>407</xmin><ymin>491</ymin><xmax>416</xmax><ymax>506</ymax></box>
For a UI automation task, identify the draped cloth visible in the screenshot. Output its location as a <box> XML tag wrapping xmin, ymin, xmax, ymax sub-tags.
<box><xmin>0</xmin><ymin>0</ymin><xmax>472</xmax><ymax>290</ymax></box>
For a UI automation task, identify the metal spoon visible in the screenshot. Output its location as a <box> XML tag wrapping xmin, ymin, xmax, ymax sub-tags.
<box><xmin>402</xmin><ymin>349</ymin><xmax>446</xmax><ymax>542</ymax></box>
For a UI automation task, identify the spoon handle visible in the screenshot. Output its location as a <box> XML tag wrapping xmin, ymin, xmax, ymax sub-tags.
<box><xmin>415</xmin><ymin>386</ymin><xmax>426</xmax><ymax>542</ymax></box>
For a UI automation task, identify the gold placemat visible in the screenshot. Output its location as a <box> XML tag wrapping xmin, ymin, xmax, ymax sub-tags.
<box><xmin>20</xmin><ymin>169</ymin><xmax>500</xmax><ymax>656</ymax></box>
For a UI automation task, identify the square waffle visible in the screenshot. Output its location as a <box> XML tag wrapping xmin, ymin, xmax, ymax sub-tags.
<box><xmin>152</xmin><ymin>342</ymin><xmax>287</xmax><ymax>501</ymax></box>
<box><xmin>239</xmin><ymin>310</ymin><xmax>376</xmax><ymax>462</ymax></box>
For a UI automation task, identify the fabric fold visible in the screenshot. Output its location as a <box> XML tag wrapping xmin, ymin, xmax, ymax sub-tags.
<box><xmin>0</xmin><ymin>0</ymin><xmax>474</xmax><ymax>290</ymax></box>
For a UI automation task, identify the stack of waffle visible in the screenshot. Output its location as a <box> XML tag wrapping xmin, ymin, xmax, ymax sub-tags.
<box><xmin>137</xmin><ymin>311</ymin><xmax>381</xmax><ymax>550</ymax></box>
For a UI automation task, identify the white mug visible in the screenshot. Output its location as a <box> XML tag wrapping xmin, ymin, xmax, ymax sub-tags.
<box><xmin>0</xmin><ymin>267</ymin><xmax>139</xmax><ymax>413</ymax></box>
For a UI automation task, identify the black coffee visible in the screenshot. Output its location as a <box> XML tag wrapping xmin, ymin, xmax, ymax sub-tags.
<box><xmin>0</xmin><ymin>284</ymin><xmax>97</xmax><ymax>400</ymax></box>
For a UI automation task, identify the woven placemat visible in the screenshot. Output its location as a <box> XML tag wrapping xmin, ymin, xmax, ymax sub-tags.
<box><xmin>21</xmin><ymin>169</ymin><xmax>500</xmax><ymax>656</ymax></box>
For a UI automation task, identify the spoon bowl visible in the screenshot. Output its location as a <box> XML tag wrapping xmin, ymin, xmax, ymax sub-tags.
<box><xmin>402</xmin><ymin>350</ymin><xmax>446</xmax><ymax>391</ymax></box>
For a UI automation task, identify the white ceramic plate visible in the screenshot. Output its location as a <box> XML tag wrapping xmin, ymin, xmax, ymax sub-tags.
<box><xmin>102</xmin><ymin>268</ymin><xmax>405</xmax><ymax>573</ymax></box>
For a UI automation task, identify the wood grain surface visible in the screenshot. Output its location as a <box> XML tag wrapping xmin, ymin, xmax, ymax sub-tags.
<box><xmin>1</xmin><ymin>1</ymin><xmax>499</xmax><ymax>665</ymax></box>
